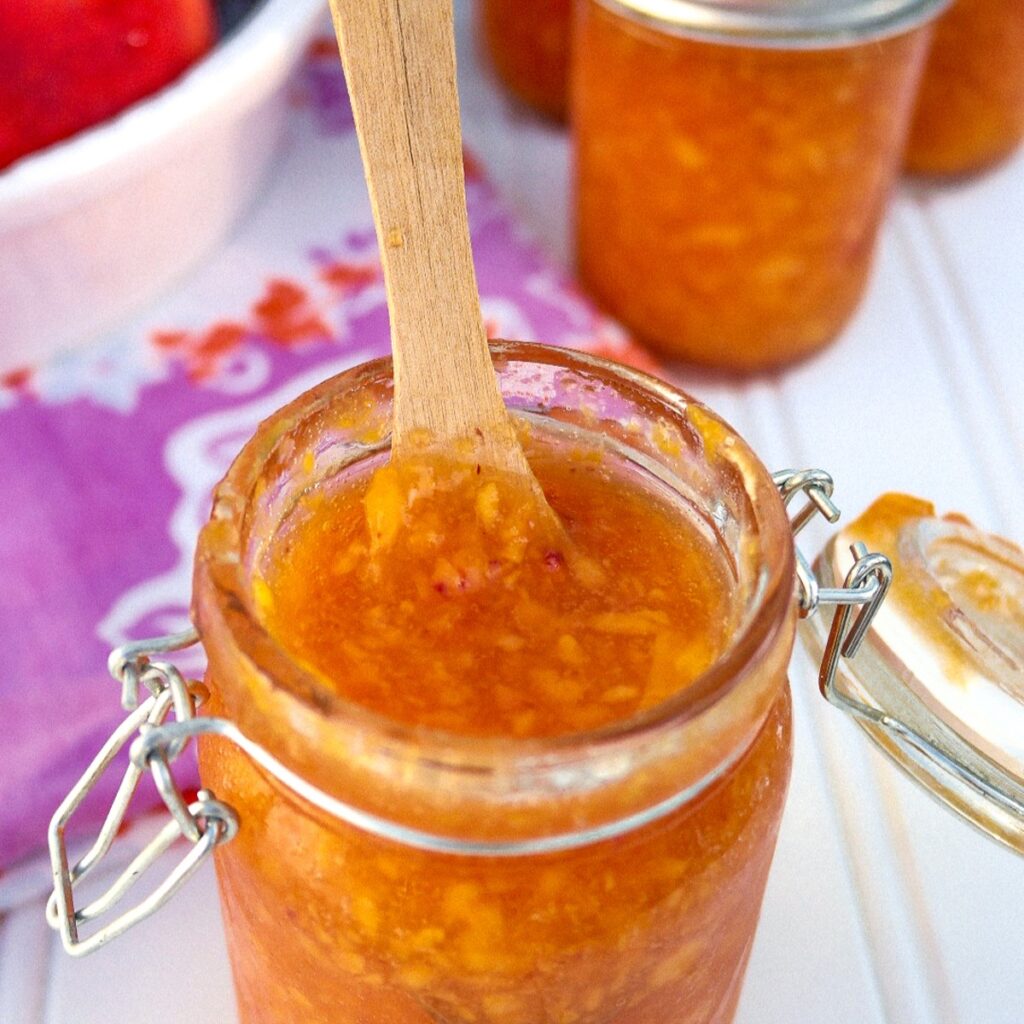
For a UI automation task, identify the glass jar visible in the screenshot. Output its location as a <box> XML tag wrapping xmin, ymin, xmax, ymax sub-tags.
<box><xmin>904</xmin><ymin>0</ymin><xmax>1024</xmax><ymax>175</ymax></box>
<box><xmin>572</xmin><ymin>0</ymin><xmax>947</xmax><ymax>371</ymax></box>
<box><xmin>46</xmin><ymin>345</ymin><xmax>1024</xmax><ymax>1020</ymax></box>
<box><xmin>479</xmin><ymin>0</ymin><xmax>573</xmax><ymax>120</ymax></box>
<box><xmin>193</xmin><ymin>343</ymin><xmax>797</xmax><ymax>1023</ymax></box>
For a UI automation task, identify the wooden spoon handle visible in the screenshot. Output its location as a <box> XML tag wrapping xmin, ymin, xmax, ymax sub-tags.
<box><xmin>328</xmin><ymin>0</ymin><xmax>519</xmax><ymax>464</ymax></box>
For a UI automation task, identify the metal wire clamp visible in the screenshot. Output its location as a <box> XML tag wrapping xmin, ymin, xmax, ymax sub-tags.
<box><xmin>46</xmin><ymin>630</ymin><xmax>238</xmax><ymax>956</ymax></box>
<box><xmin>773</xmin><ymin>468</ymin><xmax>893</xmax><ymax>698</ymax></box>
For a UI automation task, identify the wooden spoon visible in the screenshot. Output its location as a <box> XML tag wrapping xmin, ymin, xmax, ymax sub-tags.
<box><xmin>327</xmin><ymin>0</ymin><xmax>553</xmax><ymax>508</ymax></box>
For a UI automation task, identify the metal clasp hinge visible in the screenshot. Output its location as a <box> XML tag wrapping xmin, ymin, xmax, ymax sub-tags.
<box><xmin>46</xmin><ymin>628</ymin><xmax>238</xmax><ymax>957</ymax></box>
<box><xmin>773</xmin><ymin>469</ymin><xmax>893</xmax><ymax>700</ymax></box>
<box><xmin>776</xmin><ymin>471</ymin><xmax>1024</xmax><ymax>848</ymax></box>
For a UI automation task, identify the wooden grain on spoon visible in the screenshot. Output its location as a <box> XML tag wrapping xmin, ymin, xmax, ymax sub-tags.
<box><xmin>328</xmin><ymin>0</ymin><xmax>554</xmax><ymax>516</ymax></box>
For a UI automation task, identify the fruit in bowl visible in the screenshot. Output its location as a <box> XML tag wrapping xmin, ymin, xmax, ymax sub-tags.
<box><xmin>0</xmin><ymin>0</ymin><xmax>324</xmax><ymax>372</ymax></box>
<box><xmin>0</xmin><ymin>0</ymin><xmax>222</xmax><ymax>171</ymax></box>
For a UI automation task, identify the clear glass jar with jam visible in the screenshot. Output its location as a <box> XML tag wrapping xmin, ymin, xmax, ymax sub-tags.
<box><xmin>905</xmin><ymin>0</ymin><xmax>1024</xmax><ymax>176</ymax></box>
<box><xmin>47</xmin><ymin>345</ymin><xmax>1024</xmax><ymax>1023</ymax></box>
<box><xmin>479</xmin><ymin>0</ymin><xmax>572</xmax><ymax>120</ymax></box>
<box><xmin>192</xmin><ymin>345</ymin><xmax>797</xmax><ymax>1024</ymax></box>
<box><xmin>572</xmin><ymin>0</ymin><xmax>949</xmax><ymax>371</ymax></box>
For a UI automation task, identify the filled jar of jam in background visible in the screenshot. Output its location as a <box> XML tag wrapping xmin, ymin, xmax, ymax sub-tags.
<box><xmin>478</xmin><ymin>0</ymin><xmax>572</xmax><ymax>120</ymax></box>
<box><xmin>572</xmin><ymin>0</ymin><xmax>948</xmax><ymax>371</ymax></box>
<box><xmin>905</xmin><ymin>0</ymin><xmax>1024</xmax><ymax>176</ymax></box>
<box><xmin>193</xmin><ymin>343</ymin><xmax>798</xmax><ymax>1024</ymax></box>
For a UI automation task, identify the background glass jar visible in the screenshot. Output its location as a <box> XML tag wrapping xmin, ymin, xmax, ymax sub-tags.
<box><xmin>905</xmin><ymin>0</ymin><xmax>1024</xmax><ymax>175</ymax></box>
<box><xmin>478</xmin><ymin>0</ymin><xmax>573</xmax><ymax>120</ymax></box>
<box><xmin>193</xmin><ymin>343</ymin><xmax>797</xmax><ymax>1024</ymax></box>
<box><xmin>572</xmin><ymin>0</ymin><xmax>947</xmax><ymax>371</ymax></box>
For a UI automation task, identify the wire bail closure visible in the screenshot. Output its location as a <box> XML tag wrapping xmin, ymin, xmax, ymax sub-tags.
<box><xmin>46</xmin><ymin>468</ymin><xmax>897</xmax><ymax>956</ymax></box>
<box><xmin>773</xmin><ymin>468</ymin><xmax>893</xmax><ymax>697</ymax></box>
<box><xmin>46</xmin><ymin>629</ymin><xmax>238</xmax><ymax>956</ymax></box>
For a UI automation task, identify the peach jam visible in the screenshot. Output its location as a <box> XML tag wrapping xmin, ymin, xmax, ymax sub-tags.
<box><xmin>905</xmin><ymin>0</ymin><xmax>1024</xmax><ymax>175</ymax></box>
<box><xmin>572</xmin><ymin>0</ymin><xmax>945</xmax><ymax>370</ymax></box>
<box><xmin>194</xmin><ymin>345</ymin><xmax>798</xmax><ymax>1023</ymax></box>
<box><xmin>479</xmin><ymin>0</ymin><xmax>572</xmax><ymax>120</ymax></box>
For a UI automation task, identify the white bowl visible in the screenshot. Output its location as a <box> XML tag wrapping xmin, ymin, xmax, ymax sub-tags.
<box><xmin>0</xmin><ymin>0</ymin><xmax>327</xmax><ymax>372</ymax></box>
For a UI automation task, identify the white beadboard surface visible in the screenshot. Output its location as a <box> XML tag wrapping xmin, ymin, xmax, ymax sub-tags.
<box><xmin>3</xmin><ymin>4</ymin><xmax>1022</xmax><ymax>1022</ymax></box>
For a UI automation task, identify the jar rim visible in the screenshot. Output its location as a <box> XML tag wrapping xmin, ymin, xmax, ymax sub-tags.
<box><xmin>591</xmin><ymin>0</ymin><xmax>950</xmax><ymax>48</ymax></box>
<box><xmin>193</xmin><ymin>342</ymin><xmax>795</xmax><ymax>777</ymax></box>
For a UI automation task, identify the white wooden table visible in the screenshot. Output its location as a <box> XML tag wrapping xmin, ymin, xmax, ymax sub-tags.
<box><xmin>3</xmin><ymin>4</ymin><xmax>1022</xmax><ymax>1022</ymax></box>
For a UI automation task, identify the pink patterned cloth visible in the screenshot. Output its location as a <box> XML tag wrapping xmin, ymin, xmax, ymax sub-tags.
<box><xmin>0</xmin><ymin>40</ymin><xmax>650</xmax><ymax>871</ymax></box>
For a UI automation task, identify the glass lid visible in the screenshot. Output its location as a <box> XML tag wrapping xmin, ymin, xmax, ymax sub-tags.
<box><xmin>800</xmin><ymin>493</ymin><xmax>1024</xmax><ymax>855</ymax></box>
<box><xmin>596</xmin><ymin>0</ymin><xmax>952</xmax><ymax>48</ymax></box>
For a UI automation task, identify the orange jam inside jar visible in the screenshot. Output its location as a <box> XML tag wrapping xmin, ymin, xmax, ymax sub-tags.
<box><xmin>572</xmin><ymin>0</ymin><xmax>944</xmax><ymax>371</ymax></box>
<box><xmin>905</xmin><ymin>0</ymin><xmax>1024</xmax><ymax>175</ymax></box>
<box><xmin>194</xmin><ymin>345</ymin><xmax>798</xmax><ymax>1023</ymax></box>
<box><xmin>479</xmin><ymin>0</ymin><xmax>572</xmax><ymax>120</ymax></box>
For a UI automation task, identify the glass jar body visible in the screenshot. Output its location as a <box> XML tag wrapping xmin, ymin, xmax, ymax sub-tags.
<box><xmin>572</xmin><ymin>2</ymin><xmax>933</xmax><ymax>370</ymax></box>
<box><xmin>479</xmin><ymin>0</ymin><xmax>572</xmax><ymax>120</ymax></box>
<box><xmin>200</xmin><ymin>688</ymin><xmax>792</xmax><ymax>1023</ymax></box>
<box><xmin>193</xmin><ymin>345</ymin><xmax>797</xmax><ymax>1024</ymax></box>
<box><xmin>905</xmin><ymin>0</ymin><xmax>1024</xmax><ymax>175</ymax></box>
